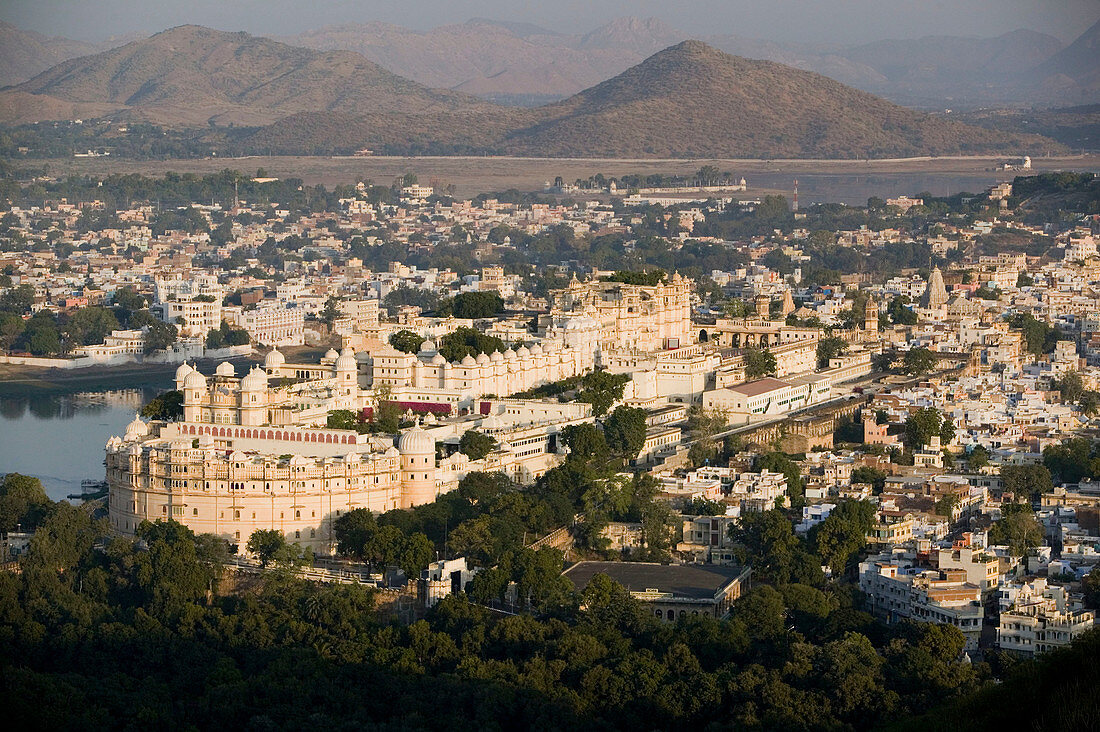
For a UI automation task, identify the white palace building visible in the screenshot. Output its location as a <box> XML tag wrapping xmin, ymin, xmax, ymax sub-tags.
<box><xmin>106</xmin><ymin>343</ymin><xmax>594</xmax><ymax>553</ymax></box>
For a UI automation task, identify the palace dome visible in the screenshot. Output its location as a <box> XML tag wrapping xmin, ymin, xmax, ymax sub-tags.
<box><xmin>335</xmin><ymin>347</ymin><xmax>357</xmax><ymax>372</ymax></box>
<box><xmin>397</xmin><ymin>425</ymin><xmax>434</xmax><ymax>455</ymax></box>
<box><xmin>184</xmin><ymin>370</ymin><xmax>207</xmax><ymax>390</ymax></box>
<box><xmin>240</xmin><ymin>366</ymin><xmax>267</xmax><ymax>392</ymax></box>
<box><xmin>460</xmin><ymin>354</ymin><xmax>477</xmax><ymax>367</ymax></box>
<box><xmin>174</xmin><ymin>362</ymin><xmax>194</xmax><ymax>381</ymax></box>
<box><xmin>124</xmin><ymin>414</ymin><xmax>149</xmax><ymax>440</ymax></box>
<box><xmin>264</xmin><ymin>348</ymin><xmax>285</xmax><ymax>368</ymax></box>
<box><xmin>475</xmin><ymin>352</ymin><xmax>490</xmax><ymax>365</ymax></box>
<box><xmin>215</xmin><ymin>361</ymin><xmax>235</xmax><ymax>377</ymax></box>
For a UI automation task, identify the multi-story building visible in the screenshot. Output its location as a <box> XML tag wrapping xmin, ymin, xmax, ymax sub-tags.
<box><xmin>997</xmin><ymin>579</ymin><xmax>1095</xmax><ymax>657</ymax></box>
<box><xmin>223</xmin><ymin>302</ymin><xmax>305</xmax><ymax>346</ymax></box>
<box><xmin>107</xmin><ymin>352</ymin><xmax>592</xmax><ymax>554</ymax></box>
<box><xmin>860</xmin><ymin>553</ymin><xmax>984</xmax><ymax>650</ymax></box>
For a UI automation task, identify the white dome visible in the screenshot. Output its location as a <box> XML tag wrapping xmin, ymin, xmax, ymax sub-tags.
<box><xmin>215</xmin><ymin>361</ymin><xmax>235</xmax><ymax>377</ymax></box>
<box><xmin>460</xmin><ymin>354</ymin><xmax>477</xmax><ymax>367</ymax></box>
<box><xmin>431</xmin><ymin>353</ymin><xmax>446</xmax><ymax>365</ymax></box>
<box><xmin>529</xmin><ymin>344</ymin><xmax>543</xmax><ymax>356</ymax></box>
<box><xmin>324</xmin><ymin>348</ymin><xmax>339</xmax><ymax>360</ymax></box>
<box><xmin>264</xmin><ymin>348</ymin><xmax>285</xmax><ymax>368</ymax></box>
<box><xmin>174</xmin><ymin>362</ymin><xmax>194</xmax><ymax>381</ymax></box>
<box><xmin>490</xmin><ymin>350</ymin><xmax>504</xmax><ymax>362</ymax></box>
<box><xmin>419</xmin><ymin>339</ymin><xmax>437</xmax><ymax>354</ymax></box>
<box><xmin>124</xmin><ymin>413</ymin><xmax>148</xmax><ymax>439</ymax></box>
<box><xmin>503</xmin><ymin>348</ymin><xmax>517</xmax><ymax>361</ymax></box>
<box><xmin>335</xmin><ymin>347</ymin><xmax>357</xmax><ymax>371</ymax></box>
<box><xmin>397</xmin><ymin>425</ymin><xmax>434</xmax><ymax>455</ymax></box>
<box><xmin>516</xmin><ymin>345</ymin><xmax>530</xmax><ymax>357</ymax></box>
<box><xmin>240</xmin><ymin>366</ymin><xmax>268</xmax><ymax>392</ymax></box>
<box><xmin>184</xmin><ymin>370</ymin><xmax>207</xmax><ymax>390</ymax></box>
<box><xmin>475</xmin><ymin>352</ymin><xmax>490</xmax><ymax>365</ymax></box>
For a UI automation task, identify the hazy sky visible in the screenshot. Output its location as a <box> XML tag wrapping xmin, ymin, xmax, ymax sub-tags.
<box><xmin>3</xmin><ymin>0</ymin><xmax>1098</xmax><ymax>45</ymax></box>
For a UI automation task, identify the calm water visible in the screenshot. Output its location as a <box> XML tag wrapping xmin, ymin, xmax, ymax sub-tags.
<box><xmin>0</xmin><ymin>387</ymin><xmax>167</xmax><ymax>501</ymax></box>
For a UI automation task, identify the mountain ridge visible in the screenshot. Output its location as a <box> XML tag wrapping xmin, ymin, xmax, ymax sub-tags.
<box><xmin>0</xmin><ymin>27</ymin><xmax>1063</xmax><ymax>158</ymax></box>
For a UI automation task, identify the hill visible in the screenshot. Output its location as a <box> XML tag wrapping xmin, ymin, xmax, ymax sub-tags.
<box><xmin>284</xmin><ymin>16</ymin><xmax>1100</xmax><ymax>110</ymax></box>
<box><xmin>286</xmin><ymin>17</ymin><xmax>686</xmax><ymax>106</ymax></box>
<box><xmin>0</xmin><ymin>22</ymin><xmax>101</xmax><ymax>87</ymax></box>
<box><xmin>0</xmin><ymin>25</ymin><xmax>494</xmax><ymax>127</ymax></box>
<box><xmin>0</xmin><ymin>29</ymin><xmax>1063</xmax><ymax>159</ymax></box>
<box><xmin>1032</xmin><ymin>18</ymin><xmax>1100</xmax><ymax>106</ymax></box>
<box><xmin>496</xmin><ymin>41</ymin><xmax>1057</xmax><ymax>158</ymax></box>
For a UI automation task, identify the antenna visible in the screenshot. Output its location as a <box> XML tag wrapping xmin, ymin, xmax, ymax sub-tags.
<box><xmin>792</xmin><ymin>179</ymin><xmax>799</xmax><ymax>212</ymax></box>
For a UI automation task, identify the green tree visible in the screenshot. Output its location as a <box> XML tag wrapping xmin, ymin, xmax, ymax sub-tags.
<box><xmin>438</xmin><ymin>292</ymin><xmax>504</xmax><ymax>319</ymax></box>
<box><xmin>459</xmin><ymin>430</ymin><xmax>496</xmax><ymax>461</ymax></box>
<box><xmin>851</xmin><ymin>466</ymin><xmax>888</xmax><ymax>493</ymax></box>
<box><xmin>887</xmin><ymin>297</ymin><xmax>918</xmax><ymax>325</ymax></box>
<box><xmin>0</xmin><ymin>473</ymin><xmax>51</xmax><ymax>532</ymax></box>
<box><xmin>988</xmin><ymin>504</ymin><xmax>1043</xmax><ymax>555</ymax></box>
<box><xmin>968</xmin><ymin>444</ymin><xmax>990</xmax><ymax>471</ymax></box>
<box><xmin>743</xmin><ymin>346</ymin><xmax>777</xmax><ymax>379</ymax></box>
<box><xmin>902</xmin><ymin>347</ymin><xmax>936</xmax><ymax>376</ymax></box>
<box><xmin>318</xmin><ymin>296</ymin><xmax>342</xmax><ymax>327</ymax></box>
<box><xmin>758</xmin><ymin>452</ymin><xmax>804</xmax><ymax>508</ymax></box>
<box><xmin>1052</xmin><ymin>371</ymin><xmax>1085</xmax><ymax>404</ymax></box>
<box><xmin>399</xmin><ymin>533</ymin><xmax>435</xmax><ymax>578</ymax></box>
<box><xmin>1043</xmin><ymin>438</ymin><xmax>1100</xmax><ymax>485</ymax></box>
<box><xmin>576</xmin><ymin>370</ymin><xmax>630</xmax><ymax>417</ymax></box>
<box><xmin>247</xmin><ymin>529</ymin><xmax>303</xmax><ymax>566</ymax></box>
<box><xmin>816</xmin><ymin>336</ymin><xmax>848</xmax><ymax>368</ymax></box>
<box><xmin>562</xmin><ymin>423</ymin><xmax>609</xmax><ymax>464</ymax></box>
<box><xmin>389</xmin><ymin>329</ymin><xmax>426</xmax><ymax>354</ymax></box>
<box><xmin>141</xmin><ymin>390</ymin><xmax>184</xmax><ymax>421</ymax></box>
<box><xmin>437</xmin><ymin>327</ymin><xmax>506</xmax><ymax>362</ymax></box>
<box><xmin>999</xmin><ymin>463</ymin><xmax>1054</xmax><ymax>500</ymax></box>
<box><xmin>810</xmin><ymin>501</ymin><xmax>875</xmax><ymax>575</ymax></box>
<box><xmin>62</xmin><ymin>306</ymin><xmax>119</xmax><ymax>348</ymax></box>
<box><xmin>1010</xmin><ymin>313</ymin><xmax>1060</xmax><ymax>356</ymax></box>
<box><xmin>904</xmin><ymin>407</ymin><xmax>952</xmax><ymax>449</ymax></box>
<box><xmin>603</xmin><ymin>406</ymin><xmax>647</xmax><ymax>460</ymax></box>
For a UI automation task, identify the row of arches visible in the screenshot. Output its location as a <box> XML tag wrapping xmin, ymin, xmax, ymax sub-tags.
<box><xmin>181</xmin><ymin>424</ymin><xmax>357</xmax><ymax>445</ymax></box>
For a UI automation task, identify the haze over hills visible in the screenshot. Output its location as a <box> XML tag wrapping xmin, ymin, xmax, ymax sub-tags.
<box><xmin>0</xmin><ymin>26</ymin><xmax>1063</xmax><ymax>158</ymax></box>
<box><xmin>282</xmin><ymin>16</ymin><xmax>1100</xmax><ymax>109</ymax></box>
<box><xmin>0</xmin><ymin>22</ymin><xmax>140</xmax><ymax>87</ymax></box>
<box><xmin>494</xmin><ymin>41</ymin><xmax>1053</xmax><ymax>158</ymax></box>
<box><xmin>247</xmin><ymin>40</ymin><xmax>1058</xmax><ymax>159</ymax></box>
<box><xmin>4</xmin><ymin>16</ymin><xmax>1097</xmax><ymax>111</ymax></box>
<box><xmin>0</xmin><ymin>25</ymin><xmax>495</xmax><ymax>127</ymax></box>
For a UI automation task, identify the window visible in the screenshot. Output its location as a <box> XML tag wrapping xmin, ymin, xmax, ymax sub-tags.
<box><xmin>193</xmin><ymin>508</ymin><xmax>198</xmax><ymax>516</ymax></box>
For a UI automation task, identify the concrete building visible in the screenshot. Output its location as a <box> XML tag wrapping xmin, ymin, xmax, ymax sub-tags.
<box><xmin>563</xmin><ymin>561</ymin><xmax>751</xmax><ymax>621</ymax></box>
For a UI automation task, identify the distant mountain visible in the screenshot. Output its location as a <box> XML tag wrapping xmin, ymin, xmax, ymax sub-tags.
<box><xmin>0</xmin><ymin>25</ymin><xmax>492</xmax><ymax>126</ymax></box>
<box><xmin>0</xmin><ymin>26</ymin><xmax>1063</xmax><ymax>158</ymax></box>
<box><xmin>286</xmin><ymin>16</ymin><xmax>1100</xmax><ymax>110</ymax></box>
<box><xmin>1031</xmin><ymin>18</ymin><xmax>1100</xmax><ymax>106</ymax></box>
<box><xmin>286</xmin><ymin>18</ymin><xmax>685</xmax><ymax>105</ymax></box>
<box><xmin>494</xmin><ymin>41</ymin><xmax>1055</xmax><ymax>158</ymax></box>
<box><xmin>0</xmin><ymin>22</ymin><xmax>99</xmax><ymax>87</ymax></box>
<box><xmin>249</xmin><ymin>41</ymin><xmax>1060</xmax><ymax>159</ymax></box>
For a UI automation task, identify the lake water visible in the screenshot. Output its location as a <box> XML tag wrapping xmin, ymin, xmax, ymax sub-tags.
<box><xmin>0</xmin><ymin>387</ymin><xmax>168</xmax><ymax>501</ymax></box>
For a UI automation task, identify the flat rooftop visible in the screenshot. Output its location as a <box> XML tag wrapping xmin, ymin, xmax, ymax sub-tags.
<box><xmin>562</xmin><ymin>561</ymin><xmax>747</xmax><ymax>600</ymax></box>
<box><xmin>729</xmin><ymin>377</ymin><xmax>789</xmax><ymax>397</ymax></box>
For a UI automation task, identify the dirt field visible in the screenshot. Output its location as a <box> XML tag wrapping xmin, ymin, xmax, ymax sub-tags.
<box><xmin>26</xmin><ymin>154</ymin><xmax>1100</xmax><ymax>200</ymax></box>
